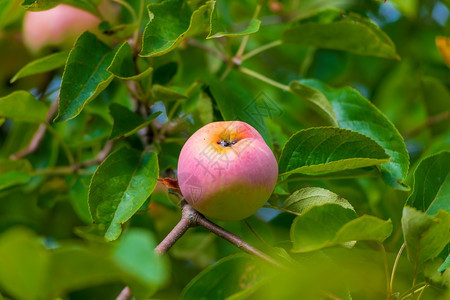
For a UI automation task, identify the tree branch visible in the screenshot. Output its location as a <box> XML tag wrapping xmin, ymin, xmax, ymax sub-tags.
<box><xmin>196</xmin><ymin>214</ymin><xmax>283</xmax><ymax>268</ymax></box>
<box><xmin>403</xmin><ymin>110</ymin><xmax>450</xmax><ymax>139</ymax></box>
<box><xmin>10</xmin><ymin>98</ymin><xmax>58</xmax><ymax>160</ymax></box>
<box><xmin>154</xmin><ymin>203</ymin><xmax>197</xmax><ymax>255</ymax></box>
<box><xmin>186</xmin><ymin>39</ymin><xmax>228</xmax><ymax>64</ymax></box>
<box><xmin>116</xmin><ymin>200</ymin><xmax>284</xmax><ymax>299</ymax></box>
<box><xmin>238</xmin><ymin>66</ymin><xmax>290</xmax><ymax>91</ymax></box>
<box><xmin>77</xmin><ymin>141</ymin><xmax>114</xmax><ymax>169</ymax></box>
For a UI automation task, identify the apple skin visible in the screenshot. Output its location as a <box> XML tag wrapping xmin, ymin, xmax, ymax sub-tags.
<box><xmin>177</xmin><ymin>121</ymin><xmax>278</xmax><ymax>221</ymax></box>
<box><xmin>22</xmin><ymin>4</ymin><xmax>101</xmax><ymax>53</ymax></box>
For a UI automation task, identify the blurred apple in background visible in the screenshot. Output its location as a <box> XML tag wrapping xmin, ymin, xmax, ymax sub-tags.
<box><xmin>177</xmin><ymin>121</ymin><xmax>278</xmax><ymax>221</ymax></box>
<box><xmin>22</xmin><ymin>4</ymin><xmax>101</xmax><ymax>53</ymax></box>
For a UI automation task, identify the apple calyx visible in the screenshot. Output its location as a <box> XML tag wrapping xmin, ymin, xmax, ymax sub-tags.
<box><xmin>217</xmin><ymin>139</ymin><xmax>239</xmax><ymax>147</ymax></box>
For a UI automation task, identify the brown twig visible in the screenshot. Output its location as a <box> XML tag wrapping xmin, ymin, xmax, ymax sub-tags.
<box><xmin>403</xmin><ymin>110</ymin><xmax>450</xmax><ymax>139</ymax></box>
<box><xmin>196</xmin><ymin>215</ymin><xmax>283</xmax><ymax>268</ymax></box>
<box><xmin>154</xmin><ymin>203</ymin><xmax>197</xmax><ymax>255</ymax></box>
<box><xmin>186</xmin><ymin>38</ymin><xmax>228</xmax><ymax>64</ymax></box>
<box><xmin>10</xmin><ymin>98</ymin><xmax>58</xmax><ymax>160</ymax></box>
<box><xmin>116</xmin><ymin>286</ymin><xmax>132</xmax><ymax>300</ymax></box>
<box><xmin>77</xmin><ymin>141</ymin><xmax>114</xmax><ymax>169</ymax></box>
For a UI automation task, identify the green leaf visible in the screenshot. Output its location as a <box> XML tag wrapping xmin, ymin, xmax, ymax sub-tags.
<box><xmin>69</xmin><ymin>176</ymin><xmax>93</xmax><ymax>223</ymax></box>
<box><xmin>48</xmin><ymin>248</ymin><xmax>120</xmax><ymax>295</ymax></box>
<box><xmin>109</xmin><ymin>103</ymin><xmax>161</xmax><ymax>140</ymax></box>
<box><xmin>198</xmin><ymin>90</ymin><xmax>213</xmax><ymax>125</ymax></box>
<box><xmin>88</xmin><ymin>147</ymin><xmax>159</xmax><ymax>241</ymax></box>
<box><xmin>207</xmin><ymin>1</ymin><xmax>260</xmax><ymax>39</ymax></box>
<box><xmin>152</xmin><ymin>84</ymin><xmax>188</xmax><ymax>102</ymax></box>
<box><xmin>21</xmin><ymin>0</ymin><xmax>101</xmax><ymax>17</ymax></box>
<box><xmin>209</xmin><ymin>76</ymin><xmax>272</xmax><ymax>147</ymax></box>
<box><xmin>279</xmin><ymin>127</ymin><xmax>389</xmax><ymax>176</ymax></box>
<box><xmin>301</xmin><ymin>79</ymin><xmax>410</xmax><ymax>190</ymax></box>
<box><xmin>282</xmin><ymin>9</ymin><xmax>399</xmax><ymax>59</ymax></box>
<box><xmin>290</xmin><ymin>203</ymin><xmax>358</xmax><ymax>252</ymax></box>
<box><xmin>284</xmin><ymin>187</ymin><xmax>355</xmax><ymax>213</ymax></box>
<box><xmin>113</xmin><ymin>229</ymin><xmax>168</xmax><ymax>298</ymax></box>
<box><xmin>402</xmin><ymin>207</ymin><xmax>450</xmax><ymax>269</ymax></box>
<box><xmin>289</xmin><ymin>81</ymin><xmax>338</xmax><ymax>126</ymax></box>
<box><xmin>423</xmin><ymin>258</ymin><xmax>450</xmax><ymax>287</ymax></box>
<box><xmin>438</xmin><ymin>255</ymin><xmax>450</xmax><ymax>272</ymax></box>
<box><xmin>153</xmin><ymin>62</ymin><xmax>178</xmax><ymax>85</ymax></box>
<box><xmin>10</xmin><ymin>51</ymin><xmax>69</xmax><ymax>83</ymax></box>
<box><xmin>0</xmin><ymin>0</ymin><xmax>25</xmax><ymax>29</ymax></box>
<box><xmin>141</xmin><ymin>0</ymin><xmax>210</xmax><ymax>57</ymax></box>
<box><xmin>0</xmin><ymin>228</ymin><xmax>49</xmax><ymax>300</ymax></box>
<box><xmin>181</xmin><ymin>255</ymin><xmax>269</xmax><ymax>300</ymax></box>
<box><xmin>291</xmin><ymin>202</ymin><xmax>392</xmax><ymax>253</ymax></box>
<box><xmin>56</xmin><ymin>31</ymin><xmax>115</xmax><ymax>122</ymax></box>
<box><xmin>107</xmin><ymin>42</ymin><xmax>153</xmax><ymax>80</ymax></box>
<box><xmin>332</xmin><ymin>215</ymin><xmax>393</xmax><ymax>244</ymax></box>
<box><xmin>171</xmin><ymin>233</ymin><xmax>216</xmax><ymax>268</ymax></box>
<box><xmin>0</xmin><ymin>159</ymin><xmax>32</xmax><ymax>190</ymax></box>
<box><xmin>0</xmin><ymin>91</ymin><xmax>48</xmax><ymax>123</ymax></box>
<box><xmin>406</xmin><ymin>151</ymin><xmax>450</xmax><ymax>216</ymax></box>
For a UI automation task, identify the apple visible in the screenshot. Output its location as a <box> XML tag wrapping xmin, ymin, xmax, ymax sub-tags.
<box><xmin>177</xmin><ymin>121</ymin><xmax>278</xmax><ymax>221</ymax></box>
<box><xmin>22</xmin><ymin>4</ymin><xmax>101</xmax><ymax>53</ymax></box>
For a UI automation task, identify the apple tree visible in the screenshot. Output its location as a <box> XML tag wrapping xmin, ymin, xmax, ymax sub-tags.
<box><xmin>0</xmin><ymin>0</ymin><xmax>449</xmax><ymax>299</ymax></box>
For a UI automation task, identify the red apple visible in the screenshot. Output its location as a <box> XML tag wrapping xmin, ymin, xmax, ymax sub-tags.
<box><xmin>177</xmin><ymin>121</ymin><xmax>278</xmax><ymax>221</ymax></box>
<box><xmin>22</xmin><ymin>4</ymin><xmax>101</xmax><ymax>53</ymax></box>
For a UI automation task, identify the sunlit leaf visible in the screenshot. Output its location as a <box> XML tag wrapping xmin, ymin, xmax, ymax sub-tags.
<box><xmin>10</xmin><ymin>51</ymin><xmax>68</xmax><ymax>83</ymax></box>
<box><xmin>141</xmin><ymin>0</ymin><xmax>210</xmax><ymax>57</ymax></box>
<box><xmin>289</xmin><ymin>81</ymin><xmax>337</xmax><ymax>125</ymax></box>
<box><xmin>291</xmin><ymin>203</ymin><xmax>392</xmax><ymax>252</ymax></box>
<box><xmin>207</xmin><ymin>1</ymin><xmax>260</xmax><ymax>39</ymax></box>
<box><xmin>279</xmin><ymin>127</ymin><xmax>389</xmax><ymax>176</ymax></box>
<box><xmin>332</xmin><ymin>215</ymin><xmax>392</xmax><ymax>244</ymax></box>
<box><xmin>290</xmin><ymin>204</ymin><xmax>357</xmax><ymax>252</ymax></box>
<box><xmin>301</xmin><ymin>79</ymin><xmax>410</xmax><ymax>190</ymax></box>
<box><xmin>282</xmin><ymin>9</ymin><xmax>399</xmax><ymax>59</ymax></box>
<box><xmin>0</xmin><ymin>91</ymin><xmax>48</xmax><ymax>123</ymax></box>
<box><xmin>283</xmin><ymin>187</ymin><xmax>355</xmax><ymax>213</ymax></box>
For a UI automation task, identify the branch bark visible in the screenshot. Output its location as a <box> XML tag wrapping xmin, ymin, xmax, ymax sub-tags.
<box><xmin>403</xmin><ymin>110</ymin><xmax>450</xmax><ymax>139</ymax></box>
<box><xmin>10</xmin><ymin>98</ymin><xmax>58</xmax><ymax>160</ymax></box>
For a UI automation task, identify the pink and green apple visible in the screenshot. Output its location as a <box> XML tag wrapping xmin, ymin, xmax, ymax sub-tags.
<box><xmin>22</xmin><ymin>4</ymin><xmax>101</xmax><ymax>53</ymax></box>
<box><xmin>177</xmin><ymin>121</ymin><xmax>278</xmax><ymax>221</ymax></box>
